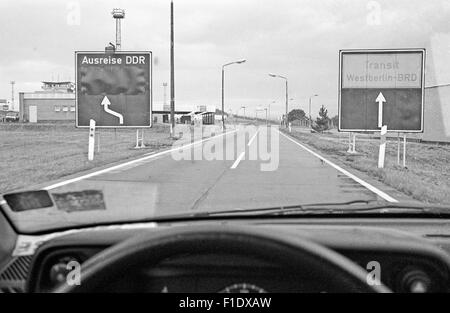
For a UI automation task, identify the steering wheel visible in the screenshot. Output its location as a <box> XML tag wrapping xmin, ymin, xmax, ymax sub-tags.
<box><xmin>55</xmin><ymin>225</ymin><xmax>390</xmax><ymax>293</ymax></box>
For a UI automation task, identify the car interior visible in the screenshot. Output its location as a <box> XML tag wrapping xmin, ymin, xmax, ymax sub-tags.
<box><xmin>1</xmin><ymin>204</ymin><xmax>450</xmax><ymax>293</ymax></box>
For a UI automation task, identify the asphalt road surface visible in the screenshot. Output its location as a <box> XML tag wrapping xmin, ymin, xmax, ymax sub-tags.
<box><xmin>37</xmin><ymin>124</ymin><xmax>413</xmax><ymax>219</ymax></box>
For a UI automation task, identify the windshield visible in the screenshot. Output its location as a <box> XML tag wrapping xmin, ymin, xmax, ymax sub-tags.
<box><xmin>1</xmin><ymin>0</ymin><xmax>450</xmax><ymax>233</ymax></box>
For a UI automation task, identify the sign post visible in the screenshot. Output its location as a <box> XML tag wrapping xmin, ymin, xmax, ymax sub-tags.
<box><xmin>378</xmin><ymin>125</ymin><xmax>388</xmax><ymax>168</ymax></box>
<box><xmin>75</xmin><ymin>51</ymin><xmax>152</xmax><ymax>128</ymax></box>
<box><xmin>135</xmin><ymin>129</ymin><xmax>145</xmax><ymax>149</ymax></box>
<box><xmin>88</xmin><ymin>119</ymin><xmax>96</xmax><ymax>161</ymax></box>
<box><xmin>347</xmin><ymin>133</ymin><xmax>356</xmax><ymax>154</ymax></box>
<box><xmin>403</xmin><ymin>134</ymin><xmax>407</xmax><ymax>168</ymax></box>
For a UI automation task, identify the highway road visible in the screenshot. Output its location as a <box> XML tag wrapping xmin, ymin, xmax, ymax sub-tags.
<box><xmin>33</xmin><ymin>124</ymin><xmax>414</xmax><ymax>223</ymax></box>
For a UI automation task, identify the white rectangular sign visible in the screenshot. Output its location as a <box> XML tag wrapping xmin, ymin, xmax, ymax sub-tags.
<box><xmin>342</xmin><ymin>52</ymin><xmax>423</xmax><ymax>89</ymax></box>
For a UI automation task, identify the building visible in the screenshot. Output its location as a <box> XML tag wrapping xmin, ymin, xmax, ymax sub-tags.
<box><xmin>0</xmin><ymin>99</ymin><xmax>8</xmax><ymax>122</ymax></box>
<box><xmin>0</xmin><ymin>99</ymin><xmax>8</xmax><ymax>111</ymax></box>
<box><xmin>19</xmin><ymin>81</ymin><xmax>75</xmax><ymax>123</ymax></box>
<box><xmin>422</xmin><ymin>84</ymin><xmax>450</xmax><ymax>143</ymax></box>
<box><xmin>418</xmin><ymin>43</ymin><xmax>450</xmax><ymax>143</ymax></box>
<box><xmin>18</xmin><ymin>83</ymin><xmax>217</xmax><ymax>126</ymax></box>
<box><xmin>152</xmin><ymin>103</ymin><xmax>216</xmax><ymax>125</ymax></box>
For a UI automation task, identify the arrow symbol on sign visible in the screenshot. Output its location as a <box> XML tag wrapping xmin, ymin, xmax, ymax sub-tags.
<box><xmin>101</xmin><ymin>96</ymin><xmax>124</xmax><ymax>124</ymax></box>
<box><xmin>376</xmin><ymin>92</ymin><xmax>386</xmax><ymax>128</ymax></box>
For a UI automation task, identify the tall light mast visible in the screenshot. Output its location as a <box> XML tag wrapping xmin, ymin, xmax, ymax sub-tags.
<box><xmin>111</xmin><ymin>8</ymin><xmax>125</xmax><ymax>51</ymax></box>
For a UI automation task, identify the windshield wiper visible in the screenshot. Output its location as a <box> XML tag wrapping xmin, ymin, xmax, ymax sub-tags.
<box><xmin>270</xmin><ymin>203</ymin><xmax>450</xmax><ymax>216</ymax></box>
<box><xmin>189</xmin><ymin>200</ymin><xmax>373</xmax><ymax>217</ymax></box>
<box><xmin>177</xmin><ymin>200</ymin><xmax>450</xmax><ymax>219</ymax></box>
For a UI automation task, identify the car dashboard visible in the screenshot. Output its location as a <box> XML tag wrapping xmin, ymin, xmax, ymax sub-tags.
<box><xmin>1</xmin><ymin>217</ymin><xmax>450</xmax><ymax>293</ymax></box>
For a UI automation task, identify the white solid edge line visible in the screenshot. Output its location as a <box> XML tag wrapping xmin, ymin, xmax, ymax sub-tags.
<box><xmin>248</xmin><ymin>130</ymin><xmax>259</xmax><ymax>147</ymax></box>
<box><xmin>231</xmin><ymin>152</ymin><xmax>246</xmax><ymax>169</ymax></box>
<box><xmin>278</xmin><ymin>130</ymin><xmax>398</xmax><ymax>203</ymax></box>
<box><xmin>41</xmin><ymin>129</ymin><xmax>238</xmax><ymax>191</ymax></box>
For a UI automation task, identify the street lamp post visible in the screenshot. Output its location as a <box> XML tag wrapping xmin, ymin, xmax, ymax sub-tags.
<box><xmin>222</xmin><ymin>59</ymin><xmax>246</xmax><ymax>131</ymax></box>
<box><xmin>267</xmin><ymin>101</ymin><xmax>275</xmax><ymax>124</ymax></box>
<box><xmin>269</xmin><ymin>74</ymin><xmax>288</xmax><ymax>128</ymax></box>
<box><xmin>241</xmin><ymin>106</ymin><xmax>246</xmax><ymax>119</ymax></box>
<box><xmin>309</xmin><ymin>94</ymin><xmax>318</xmax><ymax>129</ymax></box>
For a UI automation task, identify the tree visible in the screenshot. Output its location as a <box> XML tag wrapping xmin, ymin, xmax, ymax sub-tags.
<box><xmin>287</xmin><ymin>109</ymin><xmax>306</xmax><ymax>122</ymax></box>
<box><xmin>313</xmin><ymin>105</ymin><xmax>330</xmax><ymax>132</ymax></box>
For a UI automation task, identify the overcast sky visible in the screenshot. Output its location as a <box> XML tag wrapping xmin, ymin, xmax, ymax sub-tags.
<box><xmin>1</xmin><ymin>0</ymin><xmax>450</xmax><ymax>117</ymax></box>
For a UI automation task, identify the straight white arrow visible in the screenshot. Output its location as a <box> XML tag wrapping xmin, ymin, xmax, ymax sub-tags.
<box><xmin>101</xmin><ymin>96</ymin><xmax>124</xmax><ymax>124</ymax></box>
<box><xmin>376</xmin><ymin>92</ymin><xmax>386</xmax><ymax>128</ymax></box>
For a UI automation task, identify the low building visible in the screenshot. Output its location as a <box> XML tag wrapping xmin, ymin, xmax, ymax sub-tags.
<box><xmin>18</xmin><ymin>82</ymin><xmax>218</xmax><ymax>126</ymax></box>
<box><xmin>152</xmin><ymin>103</ymin><xmax>216</xmax><ymax>125</ymax></box>
<box><xmin>0</xmin><ymin>99</ymin><xmax>8</xmax><ymax>111</ymax></box>
<box><xmin>422</xmin><ymin>84</ymin><xmax>450</xmax><ymax>143</ymax></box>
<box><xmin>19</xmin><ymin>81</ymin><xmax>75</xmax><ymax>123</ymax></box>
<box><xmin>0</xmin><ymin>100</ymin><xmax>8</xmax><ymax>122</ymax></box>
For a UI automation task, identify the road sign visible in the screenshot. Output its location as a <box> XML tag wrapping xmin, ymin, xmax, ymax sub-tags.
<box><xmin>339</xmin><ymin>49</ymin><xmax>425</xmax><ymax>132</ymax></box>
<box><xmin>75</xmin><ymin>51</ymin><xmax>152</xmax><ymax>128</ymax></box>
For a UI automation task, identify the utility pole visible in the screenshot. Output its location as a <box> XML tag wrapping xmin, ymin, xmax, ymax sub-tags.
<box><xmin>170</xmin><ymin>0</ymin><xmax>175</xmax><ymax>136</ymax></box>
<box><xmin>309</xmin><ymin>98</ymin><xmax>311</xmax><ymax>128</ymax></box>
<box><xmin>309</xmin><ymin>94</ymin><xmax>318</xmax><ymax>129</ymax></box>
<box><xmin>163</xmin><ymin>82</ymin><xmax>168</xmax><ymax>107</ymax></box>
<box><xmin>241</xmin><ymin>106</ymin><xmax>246</xmax><ymax>119</ymax></box>
<box><xmin>10</xmin><ymin>81</ymin><xmax>15</xmax><ymax>110</ymax></box>
<box><xmin>285</xmin><ymin>80</ymin><xmax>288</xmax><ymax>128</ymax></box>
<box><xmin>222</xmin><ymin>67</ymin><xmax>225</xmax><ymax>129</ymax></box>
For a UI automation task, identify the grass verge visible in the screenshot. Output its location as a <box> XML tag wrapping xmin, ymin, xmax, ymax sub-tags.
<box><xmin>0</xmin><ymin>123</ymin><xmax>176</xmax><ymax>193</ymax></box>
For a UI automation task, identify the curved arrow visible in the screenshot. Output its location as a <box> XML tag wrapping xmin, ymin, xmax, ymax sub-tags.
<box><xmin>101</xmin><ymin>96</ymin><xmax>124</xmax><ymax>124</ymax></box>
